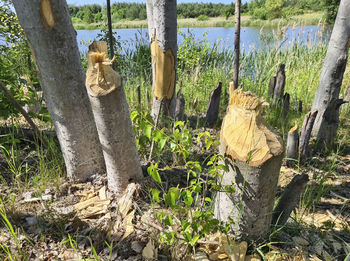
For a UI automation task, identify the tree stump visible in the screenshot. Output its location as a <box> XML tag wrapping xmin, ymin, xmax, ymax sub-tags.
<box><xmin>214</xmin><ymin>89</ymin><xmax>284</xmax><ymax>240</ymax></box>
<box><xmin>282</xmin><ymin>92</ymin><xmax>290</xmax><ymax>122</ymax></box>
<box><xmin>205</xmin><ymin>82</ymin><xmax>222</xmax><ymax>127</ymax></box>
<box><xmin>273</xmin><ymin>64</ymin><xmax>286</xmax><ymax>105</ymax></box>
<box><xmin>286</xmin><ymin>123</ymin><xmax>299</xmax><ymax>166</ymax></box>
<box><xmin>299</xmin><ymin>110</ymin><xmax>318</xmax><ymax>161</ymax></box>
<box><xmin>271</xmin><ymin>174</ymin><xmax>309</xmax><ymax>227</ymax></box>
<box><xmin>175</xmin><ymin>89</ymin><xmax>185</xmax><ymax>122</ymax></box>
<box><xmin>268</xmin><ymin>76</ymin><xmax>276</xmax><ymax>97</ymax></box>
<box><xmin>86</xmin><ymin>42</ymin><xmax>143</xmax><ymax>194</ymax></box>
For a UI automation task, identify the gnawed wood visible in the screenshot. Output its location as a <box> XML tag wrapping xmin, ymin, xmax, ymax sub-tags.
<box><xmin>286</xmin><ymin>123</ymin><xmax>299</xmax><ymax>166</ymax></box>
<box><xmin>282</xmin><ymin>92</ymin><xmax>290</xmax><ymax>122</ymax></box>
<box><xmin>299</xmin><ymin>110</ymin><xmax>318</xmax><ymax>161</ymax></box>
<box><xmin>40</xmin><ymin>0</ymin><xmax>56</xmax><ymax>30</ymax></box>
<box><xmin>151</xmin><ymin>35</ymin><xmax>175</xmax><ymax>100</ymax></box>
<box><xmin>215</xmin><ymin>89</ymin><xmax>284</xmax><ymax>240</ymax></box>
<box><xmin>273</xmin><ymin>64</ymin><xmax>285</xmax><ymax>105</ymax></box>
<box><xmin>221</xmin><ymin>89</ymin><xmax>284</xmax><ymax>167</ymax></box>
<box><xmin>272</xmin><ymin>174</ymin><xmax>309</xmax><ymax>227</ymax></box>
<box><xmin>86</xmin><ymin>41</ymin><xmax>143</xmax><ymax>194</ymax></box>
<box><xmin>205</xmin><ymin>82</ymin><xmax>222</xmax><ymax>127</ymax></box>
<box><xmin>175</xmin><ymin>89</ymin><xmax>185</xmax><ymax>122</ymax></box>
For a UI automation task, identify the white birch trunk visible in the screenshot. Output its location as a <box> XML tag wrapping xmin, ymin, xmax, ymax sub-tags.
<box><xmin>13</xmin><ymin>0</ymin><xmax>105</xmax><ymax>181</ymax></box>
<box><xmin>146</xmin><ymin>0</ymin><xmax>177</xmax><ymax>119</ymax></box>
<box><xmin>311</xmin><ymin>0</ymin><xmax>350</xmax><ymax>145</ymax></box>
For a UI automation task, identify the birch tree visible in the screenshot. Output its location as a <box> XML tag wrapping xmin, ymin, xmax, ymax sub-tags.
<box><xmin>311</xmin><ymin>0</ymin><xmax>349</xmax><ymax>145</ymax></box>
<box><xmin>146</xmin><ymin>0</ymin><xmax>177</xmax><ymax>119</ymax></box>
<box><xmin>13</xmin><ymin>0</ymin><xmax>105</xmax><ymax>181</ymax></box>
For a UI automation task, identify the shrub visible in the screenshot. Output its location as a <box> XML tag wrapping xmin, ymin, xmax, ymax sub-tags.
<box><xmin>197</xmin><ymin>15</ymin><xmax>209</xmax><ymax>21</ymax></box>
<box><xmin>252</xmin><ymin>8</ymin><xmax>268</xmax><ymax>20</ymax></box>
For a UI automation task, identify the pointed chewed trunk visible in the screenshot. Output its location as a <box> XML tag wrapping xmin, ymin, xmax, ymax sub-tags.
<box><xmin>13</xmin><ymin>0</ymin><xmax>105</xmax><ymax>181</ymax></box>
<box><xmin>311</xmin><ymin>0</ymin><xmax>350</xmax><ymax>146</ymax></box>
<box><xmin>86</xmin><ymin>42</ymin><xmax>143</xmax><ymax>194</ymax></box>
<box><xmin>146</xmin><ymin>0</ymin><xmax>177</xmax><ymax>120</ymax></box>
<box><xmin>214</xmin><ymin>89</ymin><xmax>284</xmax><ymax>240</ymax></box>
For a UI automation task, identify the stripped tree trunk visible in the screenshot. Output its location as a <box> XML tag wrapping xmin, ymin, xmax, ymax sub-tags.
<box><xmin>233</xmin><ymin>0</ymin><xmax>241</xmax><ymax>90</ymax></box>
<box><xmin>13</xmin><ymin>0</ymin><xmax>105</xmax><ymax>181</ymax></box>
<box><xmin>311</xmin><ymin>0</ymin><xmax>350</xmax><ymax>146</ymax></box>
<box><xmin>175</xmin><ymin>89</ymin><xmax>185</xmax><ymax>122</ymax></box>
<box><xmin>146</xmin><ymin>0</ymin><xmax>177</xmax><ymax>120</ymax></box>
<box><xmin>205</xmin><ymin>82</ymin><xmax>222</xmax><ymax>127</ymax></box>
<box><xmin>273</xmin><ymin>64</ymin><xmax>286</xmax><ymax>105</ymax></box>
<box><xmin>214</xmin><ymin>89</ymin><xmax>284</xmax><ymax>240</ymax></box>
<box><xmin>286</xmin><ymin>123</ymin><xmax>299</xmax><ymax>166</ymax></box>
<box><xmin>271</xmin><ymin>174</ymin><xmax>309</xmax><ymax>227</ymax></box>
<box><xmin>86</xmin><ymin>42</ymin><xmax>143</xmax><ymax>194</ymax></box>
<box><xmin>299</xmin><ymin>110</ymin><xmax>318</xmax><ymax>161</ymax></box>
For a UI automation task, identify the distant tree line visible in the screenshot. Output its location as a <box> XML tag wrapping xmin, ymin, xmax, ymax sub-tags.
<box><xmin>68</xmin><ymin>0</ymin><xmax>339</xmax><ymax>24</ymax></box>
<box><xmin>248</xmin><ymin>0</ymin><xmax>340</xmax><ymax>21</ymax></box>
<box><xmin>68</xmin><ymin>2</ymin><xmax>248</xmax><ymax>23</ymax></box>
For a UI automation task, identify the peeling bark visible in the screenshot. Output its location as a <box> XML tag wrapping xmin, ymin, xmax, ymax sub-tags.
<box><xmin>13</xmin><ymin>0</ymin><xmax>105</xmax><ymax>181</ymax></box>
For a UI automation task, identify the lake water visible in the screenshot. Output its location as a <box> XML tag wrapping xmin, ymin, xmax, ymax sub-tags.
<box><xmin>76</xmin><ymin>25</ymin><xmax>332</xmax><ymax>55</ymax></box>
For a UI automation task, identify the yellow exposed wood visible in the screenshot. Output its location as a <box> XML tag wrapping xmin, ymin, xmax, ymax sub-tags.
<box><xmin>289</xmin><ymin>122</ymin><xmax>298</xmax><ymax>133</ymax></box>
<box><xmin>151</xmin><ymin>36</ymin><xmax>175</xmax><ymax>100</ymax></box>
<box><xmin>40</xmin><ymin>0</ymin><xmax>56</xmax><ymax>30</ymax></box>
<box><xmin>86</xmin><ymin>41</ymin><xmax>121</xmax><ymax>96</ymax></box>
<box><xmin>220</xmin><ymin>89</ymin><xmax>284</xmax><ymax>167</ymax></box>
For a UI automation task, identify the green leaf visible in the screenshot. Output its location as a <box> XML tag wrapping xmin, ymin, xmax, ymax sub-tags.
<box><xmin>147</xmin><ymin>164</ymin><xmax>161</xmax><ymax>184</ymax></box>
<box><xmin>150</xmin><ymin>188</ymin><xmax>160</xmax><ymax>203</ymax></box>
<box><xmin>164</xmin><ymin>215</ymin><xmax>173</xmax><ymax>226</ymax></box>
<box><xmin>190</xmin><ymin>235</ymin><xmax>200</xmax><ymax>246</ymax></box>
<box><xmin>144</xmin><ymin>124</ymin><xmax>152</xmax><ymax>140</ymax></box>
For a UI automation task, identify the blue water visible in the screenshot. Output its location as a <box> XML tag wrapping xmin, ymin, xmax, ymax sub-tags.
<box><xmin>76</xmin><ymin>25</ymin><xmax>332</xmax><ymax>55</ymax></box>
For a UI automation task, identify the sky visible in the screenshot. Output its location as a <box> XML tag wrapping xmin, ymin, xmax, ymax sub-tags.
<box><xmin>66</xmin><ymin>0</ymin><xmax>242</xmax><ymax>5</ymax></box>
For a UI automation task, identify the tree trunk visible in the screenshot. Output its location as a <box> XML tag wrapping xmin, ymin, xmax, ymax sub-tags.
<box><xmin>214</xmin><ymin>89</ymin><xmax>284</xmax><ymax>240</ymax></box>
<box><xmin>286</xmin><ymin>123</ymin><xmax>299</xmax><ymax>166</ymax></box>
<box><xmin>268</xmin><ymin>76</ymin><xmax>276</xmax><ymax>97</ymax></box>
<box><xmin>299</xmin><ymin>110</ymin><xmax>318</xmax><ymax>161</ymax></box>
<box><xmin>106</xmin><ymin>0</ymin><xmax>114</xmax><ymax>60</ymax></box>
<box><xmin>311</xmin><ymin>0</ymin><xmax>350</xmax><ymax>145</ymax></box>
<box><xmin>146</xmin><ymin>0</ymin><xmax>177</xmax><ymax>120</ymax></box>
<box><xmin>86</xmin><ymin>42</ymin><xmax>143</xmax><ymax>194</ymax></box>
<box><xmin>12</xmin><ymin>0</ymin><xmax>105</xmax><ymax>181</ymax></box>
<box><xmin>205</xmin><ymin>82</ymin><xmax>222</xmax><ymax>127</ymax></box>
<box><xmin>233</xmin><ymin>0</ymin><xmax>241</xmax><ymax>90</ymax></box>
